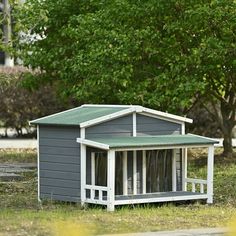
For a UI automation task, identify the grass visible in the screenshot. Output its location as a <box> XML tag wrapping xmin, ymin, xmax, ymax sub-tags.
<box><xmin>0</xmin><ymin>148</ymin><xmax>236</xmax><ymax>236</ymax></box>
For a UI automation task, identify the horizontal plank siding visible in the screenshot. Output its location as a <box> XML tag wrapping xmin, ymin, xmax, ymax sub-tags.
<box><xmin>39</xmin><ymin>146</ymin><xmax>79</xmax><ymax>156</ymax></box>
<box><xmin>40</xmin><ymin>178</ymin><xmax>80</xmax><ymax>188</ymax></box>
<box><xmin>40</xmin><ymin>170</ymin><xmax>80</xmax><ymax>181</ymax></box>
<box><xmin>40</xmin><ymin>162</ymin><xmax>79</xmax><ymax>172</ymax></box>
<box><xmin>40</xmin><ymin>186</ymin><xmax>80</xmax><ymax>197</ymax></box>
<box><xmin>40</xmin><ymin>155</ymin><xmax>79</xmax><ymax>164</ymax></box>
<box><xmin>39</xmin><ymin>125</ymin><xmax>80</xmax><ymax>202</ymax></box>
<box><xmin>86</xmin><ymin>115</ymin><xmax>133</xmax><ymax>138</ymax></box>
<box><xmin>137</xmin><ymin>114</ymin><xmax>181</xmax><ymax>136</ymax></box>
<box><xmin>40</xmin><ymin>193</ymin><xmax>80</xmax><ymax>202</ymax></box>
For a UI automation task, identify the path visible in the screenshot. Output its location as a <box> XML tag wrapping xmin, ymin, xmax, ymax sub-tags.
<box><xmin>99</xmin><ymin>228</ymin><xmax>226</xmax><ymax>236</ymax></box>
<box><xmin>0</xmin><ymin>163</ymin><xmax>37</xmax><ymax>181</ymax></box>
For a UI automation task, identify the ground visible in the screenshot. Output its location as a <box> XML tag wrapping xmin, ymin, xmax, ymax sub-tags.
<box><xmin>0</xmin><ymin>148</ymin><xmax>236</xmax><ymax>236</ymax></box>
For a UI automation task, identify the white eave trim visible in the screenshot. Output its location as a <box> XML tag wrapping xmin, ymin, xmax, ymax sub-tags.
<box><xmin>80</xmin><ymin>107</ymin><xmax>136</xmax><ymax>128</ymax></box>
<box><xmin>76</xmin><ymin>138</ymin><xmax>110</xmax><ymax>150</ymax></box>
<box><xmin>187</xmin><ymin>133</ymin><xmax>219</xmax><ymax>144</ymax></box>
<box><xmin>141</xmin><ymin>108</ymin><xmax>193</xmax><ymax>124</ymax></box>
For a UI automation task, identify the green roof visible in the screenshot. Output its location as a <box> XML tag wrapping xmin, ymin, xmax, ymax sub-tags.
<box><xmin>89</xmin><ymin>134</ymin><xmax>218</xmax><ymax>149</ymax></box>
<box><xmin>30</xmin><ymin>106</ymin><xmax>127</xmax><ymax>126</ymax></box>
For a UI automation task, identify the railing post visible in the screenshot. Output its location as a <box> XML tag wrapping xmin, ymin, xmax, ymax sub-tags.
<box><xmin>123</xmin><ymin>151</ymin><xmax>128</xmax><ymax>195</ymax></box>
<box><xmin>142</xmin><ymin>150</ymin><xmax>146</xmax><ymax>194</ymax></box>
<box><xmin>172</xmin><ymin>150</ymin><xmax>177</xmax><ymax>192</ymax></box>
<box><xmin>207</xmin><ymin>145</ymin><xmax>214</xmax><ymax>204</ymax></box>
<box><xmin>80</xmin><ymin>143</ymin><xmax>86</xmax><ymax>206</ymax></box>
<box><xmin>107</xmin><ymin>150</ymin><xmax>115</xmax><ymax>211</ymax></box>
<box><xmin>182</xmin><ymin>148</ymin><xmax>187</xmax><ymax>191</ymax></box>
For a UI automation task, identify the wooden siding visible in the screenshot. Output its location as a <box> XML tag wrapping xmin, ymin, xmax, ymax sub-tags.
<box><xmin>39</xmin><ymin>126</ymin><xmax>80</xmax><ymax>202</ymax></box>
<box><xmin>136</xmin><ymin>114</ymin><xmax>181</xmax><ymax>136</ymax></box>
<box><xmin>86</xmin><ymin>115</ymin><xmax>133</xmax><ymax>138</ymax></box>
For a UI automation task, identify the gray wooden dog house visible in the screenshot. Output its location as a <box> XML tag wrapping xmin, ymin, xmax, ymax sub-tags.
<box><xmin>30</xmin><ymin>104</ymin><xmax>218</xmax><ymax>211</ymax></box>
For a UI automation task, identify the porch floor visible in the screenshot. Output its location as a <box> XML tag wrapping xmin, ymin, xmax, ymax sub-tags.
<box><xmin>113</xmin><ymin>191</ymin><xmax>208</xmax><ymax>205</ymax></box>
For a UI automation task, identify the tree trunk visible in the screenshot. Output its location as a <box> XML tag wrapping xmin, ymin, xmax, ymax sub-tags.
<box><xmin>222</xmin><ymin>128</ymin><xmax>233</xmax><ymax>157</ymax></box>
<box><xmin>220</xmin><ymin>101</ymin><xmax>235</xmax><ymax>157</ymax></box>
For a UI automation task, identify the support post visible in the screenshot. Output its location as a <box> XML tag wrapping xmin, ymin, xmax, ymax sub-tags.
<box><xmin>172</xmin><ymin>150</ymin><xmax>177</xmax><ymax>192</ymax></box>
<box><xmin>207</xmin><ymin>145</ymin><xmax>214</xmax><ymax>204</ymax></box>
<box><xmin>182</xmin><ymin>148</ymin><xmax>187</xmax><ymax>191</ymax></box>
<box><xmin>91</xmin><ymin>152</ymin><xmax>95</xmax><ymax>199</ymax></box>
<box><xmin>107</xmin><ymin>150</ymin><xmax>115</xmax><ymax>211</ymax></box>
<box><xmin>37</xmin><ymin>125</ymin><xmax>41</xmax><ymax>203</ymax></box>
<box><xmin>142</xmin><ymin>150</ymin><xmax>146</xmax><ymax>194</ymax></box>
<box><xmin>133</xmin><ymin>151</ymin><xmax>137</xmax><ymax>195</ymax></box>
<box><xmin>80</xmin><ymin>128</ymin><xmax>86</xmax><ymax>206</ymax></box>
<box><xmin>123</xmin><ymin>151</ymin><xmax>128</xmax><ymax>195</ymax></box>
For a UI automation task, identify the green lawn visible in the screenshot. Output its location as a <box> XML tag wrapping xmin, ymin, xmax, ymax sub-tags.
<box><xmin>0</xmin><ymin>148</ymin><xmax>236</xmax><ymax>236</ymax></box>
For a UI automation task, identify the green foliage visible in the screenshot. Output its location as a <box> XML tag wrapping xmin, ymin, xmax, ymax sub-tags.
<box><xmin>0</xmin><ymin>66</ymin><xmax>72</xmax><ymax>136</ymax></box>
<box><xmin>13</xmin><ymin>0</ymin><xmax>236</xmax><ymax>153</ymax></box>
<box><xmin>13</xmin><ymin>0</ymin><xmax>235</xmax><ymax>110</ymax></box>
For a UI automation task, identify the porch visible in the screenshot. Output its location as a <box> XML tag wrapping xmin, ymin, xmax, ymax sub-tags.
<box><xmin>77</xmin><ymin>134</ymin><xmax>218</xmax><ymax>211</ymax></box>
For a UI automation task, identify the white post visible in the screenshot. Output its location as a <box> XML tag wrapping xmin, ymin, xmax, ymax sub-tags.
<box><xmin>142</xmin><ymin>150</ymin><xmax>146</xmax><ymax>194</ymax></box>
<box><xmin>132</xmin><ymin>112</ymin><xmax>137</xmax><ymax>137</ymax></box>
<box><xmin>37</xmin><ymin>125</ymin><xmax>41</xmax><ymax>202</ymax></box>
<box><xmin>107</xmin><ymin>150</ymin><xmax>115</xmax><ymax>211</ymax></box>
<box><xmin>123</xmin><ymin>151</ymin><xmax>128</xmax><ymax>195</ymax></box>
<box><xmin>172</xmin><ymin>150</ymin><xmax>177</xmax><ymax>192</ymax></box>
<box><xmin>80</xmin><ymin>128</ymin><xmax>86</xmax><ymax>206</ymax></box>
<box><xmin>133</xmin><ymin>151</ymin><xmax>137</xmax><ymax>195</ymax></box>
<box><xmin>182</xmin><ymin>148</ymin><xmax>187</xmax><ymax>191</ymax></box>
<box><xmin>91</xmin><ymin>152</ymin><xmax>95</xmax><ymax>199</ymax></box>
<box><xmin>207</xmin><ymin>145</ymin><xmax>214</xmax><ymax>204</ymax></box>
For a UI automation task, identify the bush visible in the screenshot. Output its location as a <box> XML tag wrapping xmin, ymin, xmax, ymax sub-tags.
<box><xmin>0</xmin><ymin>66</ymin><xmax>74</xmax><ymax>137</ymax></box>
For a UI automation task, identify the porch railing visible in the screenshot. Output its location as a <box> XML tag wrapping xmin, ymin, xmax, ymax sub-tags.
<box><xmin>185</xmin><ymin>178</ymin><xmax>207</xmax><ymax>194</ymax></box>
<box><xmin>84</xmin><ymin>184</ymin><xmax>108</xmax><ymax>205</ymax></box>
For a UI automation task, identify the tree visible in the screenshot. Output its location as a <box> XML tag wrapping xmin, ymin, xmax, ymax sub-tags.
<box><xmin>13</xmin><ymin>0</ymin><xmax>236</xmax><ymax>155</ymax></box>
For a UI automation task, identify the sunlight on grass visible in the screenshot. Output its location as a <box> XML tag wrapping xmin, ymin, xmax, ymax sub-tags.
<box><xmin>227</xmin><ymin>217</ymin><xmax>236</xmax><ymax>236</ymax></box>
<box><xmin>50</xmin><ymin>221</ymin><xmax>94</xmax><ymax>236</ymax></box>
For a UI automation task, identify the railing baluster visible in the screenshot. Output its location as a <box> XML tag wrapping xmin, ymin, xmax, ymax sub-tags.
<box><xmin>200</xmin><ymin>183</ymin><xmax>204</xmax><ymax>193</ymax></box>
<box><xmin>99</xmin><ymin>190</ymin><xmax>102</xmax><ymax>201</ymax></box>
<box><xmin>192</xmin><ymin>182</ymin><xmax>196</xmax><ymax>192</ymax></box>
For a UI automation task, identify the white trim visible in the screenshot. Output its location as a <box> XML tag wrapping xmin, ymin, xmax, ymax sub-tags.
<box><xmin>80</xmin><ymin>128</ymin><xmax>86</xmax><ymax>206</ymax></box>
<box><xmin>188</xmin><ymin>133</ymin><xmax>219</xmax><ymax>143</ymax></box>
<box><xmin>141</xmin><ymin>107</ymin><xmax>193</xmax><ymax>124</ymax></box>
<box><xmin>181</xmin><ymin>123</ymin><xmax>185</xmax><ymax>134</ymax></box>
<box><xmin>91</xmin><ymin>152</ymin><xmax>95</xmax><ymax>185</ymax></box>
<box><xmin>172</xmin><ymin>150</ymin><xmax>177</xmax><ymax>192</ymax></box>
<box><xmin>207</xmin><ymin>145</ymin><xmax>214</xmax><ymax>204</ymax></box>
<box><xmin>132</xmin><ymin>112</ymin><xmax>137</xmax><ymax>137</ymax></box>
<box><xmin>133</xmin><ymin>151</ymin><xmax>137</xmax><ymax>195</ymax></box>
<box><xmin>29</xmin><ymin>106</ymin><xmax>83</xmax><ymax>125</ymax></box>
<box><xmin>139</xmin><ymin>112</ymin><xmax>184</xmax><ymax>125</ymax></box>
<box><xmin>185</xmin><ymin>178</ymin><xmax>207</xmax><ymax>184</ymax></box>
<box><xmin>142</xmin><ymin>150</ymin><xmax>146</xmax><ymax>194</ymax></box>
<box><xmin>76</xmin><ymin>138</ymin><xmax>110</xmax><ymax>150</ymax></box>
<box><xmin>182</xmin><ymin>148</ymin><xmax>187</xmax><ymax>191</ymax></box>
<box><xmin>37</xmin><ymin>125</ymin><xmax>41</xmax><ymax>202</ymax></box>
<box><xmin>112</xmin><ymin>144</ymin><xmax>212</xmax><ymax>152</ymax></box>
<box><xmin>81</xmin><ymin>104</ymin><xmax>141</xmax><ymax>108</ymax></box>
<box><xmin>114</xmin><ymin>194</ymin><xmax>208</xmax><ymax>205</ymax></box>
<box><xmin>80</xmin><ymin>107</ymin><xmax>135</xmax><ymax>128</ymax></box>
<box><xmin>123</xmin><ymin>151</ymin><xmax>128</xmax><ymax>195</ymax></box>
<box><xmin>107</xmin><ymin>150</ymin><xmax>115</xmax><ymax>211</ymax></box>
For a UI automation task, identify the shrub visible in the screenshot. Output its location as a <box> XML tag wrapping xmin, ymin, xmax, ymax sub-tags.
<box><xmin>0</xmin><ymin>66</ymin><xmax>74</xmax><ymax>137</ymax></box>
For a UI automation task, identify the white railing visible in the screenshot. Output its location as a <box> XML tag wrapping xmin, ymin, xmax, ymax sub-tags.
<box><xmin>185</xmin><ymin>178</ymin><xmax>207</xmax><ymax>194</ymax></box>
<box><xmin>84</xmin><ymin>184</ymin><xmax>108</xmax><ymax>205</ymax></box>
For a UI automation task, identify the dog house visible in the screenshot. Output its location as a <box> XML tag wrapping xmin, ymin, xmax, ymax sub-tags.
<box><xmin>30</xmin><ymin>104</ymin><xmax>218</xmax><ymax>211</ymax></box>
